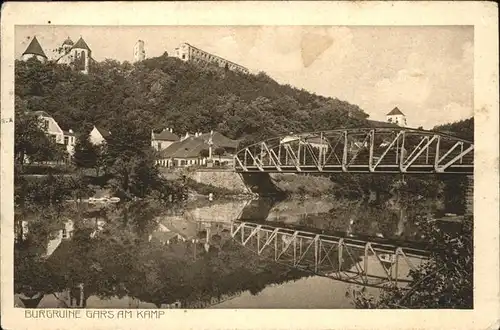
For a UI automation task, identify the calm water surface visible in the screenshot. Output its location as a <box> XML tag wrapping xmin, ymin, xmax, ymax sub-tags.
<box><xmin>15</xmin><ymin>196</ymin><xmax>438</xmax><ymax>309</ymax></box>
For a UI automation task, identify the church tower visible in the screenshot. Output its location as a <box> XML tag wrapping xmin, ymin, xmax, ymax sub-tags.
<box><xmin>71</xmin><ymin>37</ymin><xmax>92</xmax><ymax>74</ymax></box>
<box><xmin>61</xmin><ymin>37</ymin><xmax>74</xmax><ymax>54</ymax></box>
<box><xmin>21</xmin><ymin>36</ymin><xmax>47</xmax><ymax>62</ymax></box>
<box><xmin>134</xmin><ymin>40</ymin><xmax>146</xmax><ymax>63</ymax></box>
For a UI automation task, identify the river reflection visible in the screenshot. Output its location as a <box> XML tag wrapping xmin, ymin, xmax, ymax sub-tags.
<box><xmin>239</xmin><ymin>196</ymin><xmax>439</xmax><ymax>243</ymax></box>
<box><xmin>14</xmin><ymin>196</ymin><xmax>435</xmax><ymax>309</ymax></box>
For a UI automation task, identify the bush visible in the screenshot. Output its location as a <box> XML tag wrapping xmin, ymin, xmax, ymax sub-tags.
<box><xmin>353</xmin><ymin>216</ymin><xmax>473</xmax><ymax>309</ymax></box>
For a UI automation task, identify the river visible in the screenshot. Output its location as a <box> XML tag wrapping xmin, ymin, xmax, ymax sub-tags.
<box><xmin>14</xmin><ymin>195</ymin><xmax>441</xmax><ymax>309</ymax></box>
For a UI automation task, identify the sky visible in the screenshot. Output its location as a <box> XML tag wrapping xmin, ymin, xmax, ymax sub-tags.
<box><xmin>16</xmin><ymin>25</ymin><xmax>474</xmax><ymax>129</ymax></box>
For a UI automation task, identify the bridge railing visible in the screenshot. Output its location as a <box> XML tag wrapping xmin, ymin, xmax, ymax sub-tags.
<box><xmin>234</xmin><ymin>128</ymin><xmax>473</xmax><ymax>174</ymax></box>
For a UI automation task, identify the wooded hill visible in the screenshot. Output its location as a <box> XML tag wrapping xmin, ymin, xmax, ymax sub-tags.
<box><xmin>15</xmin><ymin>54</ymin><xmax>369</xmax><ymax>143</ymax></box>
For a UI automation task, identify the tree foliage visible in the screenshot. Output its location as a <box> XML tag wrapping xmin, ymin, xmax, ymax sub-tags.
<box><xmin>14</xmin><ymin>96</ymin><xmax>56</xmax><ymax>165</ymax></box>
<box><xmin>72</xmin><ymin>132</ymin><xmax>99</xmax><ymax>171</ymax></box>
<box><xmin>433</xmin><ymin>118</ymin><xmax>474</xmax><ymax>142</ymax></box>
<box><xmin>15</xmin><ymin>55</ymin><xmax>368</xmax><ymax>147</ymax></box>
<box><xmin>353</xmin><ymin>216</ymin><xmax>473</xmax><ymax>309</ymax></box>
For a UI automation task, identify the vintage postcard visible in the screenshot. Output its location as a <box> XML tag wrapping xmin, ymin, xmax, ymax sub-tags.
<box><xmin>1</xmin><ymin>1</ymin><xmax>499</xmax><ymax>330</ymax></box>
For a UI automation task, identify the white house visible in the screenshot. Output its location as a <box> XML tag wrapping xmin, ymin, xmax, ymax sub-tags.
<box><xmin>280</xmin><ymin>135</ymin><xmax>329</xmax><ymax>151</ymax></box>
<box><xmin>386</xmin><ymin>107</ymin><xmax>407</xmax><ymax>127</ymax></box>
<box><xmin>89</xmin><ymin>125</ymin><xmax>110</xmax><ymax>145</ymax></box>
<box><xmin>151</xmin><ymin>128</ymin><xmax>179</xmax><ymax>151</ymax></box>
<box><xmin>32</xmin><ymin>111</ymin><xmax>76</xmax><ymax>156</ymax></box>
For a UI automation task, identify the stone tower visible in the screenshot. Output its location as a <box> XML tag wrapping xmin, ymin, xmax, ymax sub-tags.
<box><xmin>21</xmin><ymin>36</ymin><xmax>47</xmax><ymax>62</ymax></box>
<box><xmin>134</xmin><ymin>40</ymin><xmax>146</xmax><ymax>63</ymax></box>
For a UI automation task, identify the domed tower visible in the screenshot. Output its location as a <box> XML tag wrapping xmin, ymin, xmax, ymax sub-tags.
<box><xmin>61</xmin><ymin>37</ymin><xmax>74</xmax><ymax>55</ymax></box>
<box><xmin>21</xmin><ymin>36</ymin><xmax>47</xmax><ymax>62</ymax></box>
<box><xmin>71</xmin><ymin>37</ymin><xmax>92</xmax><ymax>74</ymax></box>
<box><xmin>134</xmin><ymin>40</ymin><xmax>146</xmax><ymax>63</ymax></box>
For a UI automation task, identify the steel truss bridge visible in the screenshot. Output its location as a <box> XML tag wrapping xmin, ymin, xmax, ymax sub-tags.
<box><xmin>230</xmin><ymin>221</ymin><xmax>430</xmax><ymax>289</ymax></box>
<box><xmin>234</xmin><ymin>128</ymin><xmax>474</xmax><ymax>174</ymax></box>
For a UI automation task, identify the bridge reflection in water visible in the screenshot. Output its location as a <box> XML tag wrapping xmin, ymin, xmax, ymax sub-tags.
<box><xmin>228</xmin><ymin>220</ymin><xmax>428</xmax><ymax>289</ymax></box>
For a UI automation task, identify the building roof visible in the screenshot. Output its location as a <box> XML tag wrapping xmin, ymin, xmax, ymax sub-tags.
<box><xmin>159</xmin><ymin>137</ymin><xmax>207</xmax><ymax>159</ymax></box>
<box><xmin>199</xmin><ymin>132</ymin><xmax>240</xmax><ymax>149</ymax></box>
<box><xmin>159</xmin><ymin>132</ymin><xmax>239</xmax><ymax>159</ymax></box>
<box><xmin>62</xmin><ymin>37</ymin><xmax>74</xmax><ymax>46</ymax></box>
<box><xmin>94</xmin><ymin>126</ymin><xmax>111</xmax><ymax>139</ymax></box>
<box><xmin>30</xmin><ymin>110</ymin><xmax>52</xmax><ymax>118</ymax></box>
<box><xmin>72</xmin><ymin>37</ymin><xmax>91</xmax><ymax>51</ymax></box>
<box><xmin>152</xmin><ymin>129</ymin><xmax>179</xmax><ymax>141</ymax></box>
<box><xmin>387</xmin><ymin>107</ymin><xmax>405</xmax><ymax>116</ymax></box>
<box><xmin>150</xmin><ymin>231</ymin><xmax>181</xmax><ymax>243</ymax></box>
<box><xmin>22</xmin><ymin>36</ymin><xmax>47</xmax><ymax>58</ymax></box>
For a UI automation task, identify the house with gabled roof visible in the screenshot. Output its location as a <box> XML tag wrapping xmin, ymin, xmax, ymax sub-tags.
<box><xmin>89</xmin><ymin>125</ymin><xmax>111</xmax><ymax>145</ymax></box>
<box><xmin>28</xmin><ymin>111</ymin><xmax>77</xmax><ymax>156</ymax></box>
<box><xmin>151</xmin><ymin>128</ymin><xmax>179</xmax><ymax>151</ymax></box>
<box><xmin>156</xmin><ymin>131</ymin><xmax>239</xmax><ymax>168</ymax></box>
<box><xmin>386</xmin><ymin>106</ymin><xmax>407</xmax><ymax>127</ymax></box>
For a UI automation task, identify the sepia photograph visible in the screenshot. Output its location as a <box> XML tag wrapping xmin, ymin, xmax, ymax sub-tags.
<box><xmin>1</xmin><ymin>2</ymin><xmax>499</xmax><ymax>330</ymax></box>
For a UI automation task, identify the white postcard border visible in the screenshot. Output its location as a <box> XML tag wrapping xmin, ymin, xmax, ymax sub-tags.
<box><xmin>1</xmin><ymin>2</ymin><xmax>499</xmax><ymax>330</ymax></box>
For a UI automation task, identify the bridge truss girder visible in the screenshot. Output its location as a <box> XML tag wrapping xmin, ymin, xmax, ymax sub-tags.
<box><xmin>234</xmin><ymin>128</ymin><xmax>474</xmax><ymax>174</ymax></box>
<box><xmin>231</xmin><ymin>221</ymin><xmax>429</xmax><ymax>289</ymax></box>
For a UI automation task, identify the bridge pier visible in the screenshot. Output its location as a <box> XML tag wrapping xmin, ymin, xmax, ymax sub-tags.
<box><xmin>465</xmin><ymin>175</ymin><xmax>473</xmax><ymax>217</ymax></box>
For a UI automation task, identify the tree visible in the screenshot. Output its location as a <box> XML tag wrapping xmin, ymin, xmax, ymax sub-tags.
<box><xmin>103</xmin><ymin>113</ymin><xmax>167</xmax><ymax>199</ymax></box>
<box><xmin>72</xmin><ymin>133</ymin><xmax>99</xmax><ymax>174</ymax></box>
<box><xmin>213</xmin><ymin>147</ymin><xmax>225</xmax><ymax>164</ymax></box>
<box><xmin>199</xmin><ymin>149</ymin><xmax>210</xmax><ymax>159</ymax></box>
<box><xmin>14</xmin><ymin>98</ymin><xmax>55</xmax><ymax>166</ymax></box>
<box><xmin>353</xmin><ymin>216</ymin><xmax>473</xmax><ymax>309</ymax></box>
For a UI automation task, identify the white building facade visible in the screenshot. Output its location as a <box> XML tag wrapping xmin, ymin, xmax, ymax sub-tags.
<box><xmin>174</xmin><ymin>43</ymin><xmax>249</xmax><ymax>74</ymax></box>
<box><xmin>33</xmin><ymin>111</ymin><xmax>76</xmax><ymax>156</ymax></box>
<box><xmin>386</xmin><ymin>107</ymin><xmax>407</xmax><ymax>127</ymax></box>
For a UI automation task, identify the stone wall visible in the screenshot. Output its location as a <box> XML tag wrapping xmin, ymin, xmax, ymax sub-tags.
<box><xmin>187</xmin><ymin>170</ymin><xmax>252</xmax><ymax>194</ymax></box>
<box><xmin>186</xmin><ymin>170</ymin><xmax>335</xmax><ymax>197</ymax></box>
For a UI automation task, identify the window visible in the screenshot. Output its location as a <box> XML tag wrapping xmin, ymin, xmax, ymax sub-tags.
<box><xmin>42</xmin><ymin>120</ymin><xmax>49</xmax><ymax>130</ymax></box>
<box><xmin>182</xmin><ymin>54</ymin><xmax>186</xmax><ymax>60</ymax></box>
<box><xmin>62</xmin><ymin>228</ymin><xmax>67</xmax><ymax>239</ymax></box>
<box><xmin>158</xmin><ymin>142</ymin><xmax>162</xmax><ymax>150</ymax></box>
<box><xmin>64</xmin><ymin>136</ymin><xmax>69</xmax><ymax>145</ymax></box>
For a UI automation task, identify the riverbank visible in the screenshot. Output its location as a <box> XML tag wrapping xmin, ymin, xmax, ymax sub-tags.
<box><xmin>160</xmin><ymin>168</ymin><xmax>335</xmax><ymax>198</ymax></box>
